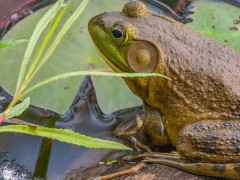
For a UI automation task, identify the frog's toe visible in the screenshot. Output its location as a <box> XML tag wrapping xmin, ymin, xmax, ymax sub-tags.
<box><xmin>123</xmin><ymin>152</ymin><xmax>181</xmax><ymax>161</ymax></box>
<box><xmin>143</xmin><ymin>158</ymin><xmax>240</xmax><ymax>179</ymax></box>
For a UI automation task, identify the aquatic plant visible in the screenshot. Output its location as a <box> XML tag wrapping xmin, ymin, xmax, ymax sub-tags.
<box><xmin>0</xmin><ymin>0</ymin><xmax>168</xmax><ymax>150</ymax></box>
<box><xmin>0</xmin><ymin>39</ymin><xmax>28</xmax><ymax>51</ymax></box>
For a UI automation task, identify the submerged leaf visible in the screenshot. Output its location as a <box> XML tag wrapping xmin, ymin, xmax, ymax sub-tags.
<box><xmin>0</xmin><ymin>98</ymin><xmax>30</xmax><ymax>119</ymax></box>
<box><xmin>0</xmin><ymin>125</ymin><xmax>132</xmax><ymax>150</ymax></box>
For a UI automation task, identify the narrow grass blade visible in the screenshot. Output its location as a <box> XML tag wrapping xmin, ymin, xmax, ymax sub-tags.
<box><xmin>0</xmin><ymin>98</ymin><xmax>30</xmax><ymax>119</ymax></box>
<box><xmin>28</xmin><ymin>0</ymin><xmax>89</xmax><ymax>83</ymax></box>
<box><xmin>0</xmin><ymin>39</ymin><xmax>28</xmax><ymax>51</ymax></box>
<box><xmin>25</xmin><ymin>0</ymin><xmax>72</xmax><ymax>81</ymax></box>
<box><xmin>22</xmin><ymin>70</ymin><xmax>171</xmax><ymax>97</ymax></box>
<box><xmin>3</xmin><ymin>118</ymin><xmax>38</xmax><ymax>126</ymax></box>
<box><xmin>0</xmin><ymin>125</ymin><xmax>132</xmax><ymax>150</ymax></box>
<box><xmin>15</xmin><ymin>0</ymin><xmax>64</xmax><ymax>93</ymax></box>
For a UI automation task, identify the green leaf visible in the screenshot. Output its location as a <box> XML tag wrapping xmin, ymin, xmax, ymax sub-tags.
<box><xmin>0</xmin><ymin>125</ymin><xmax>132</xmax><ymax>150</ymax></box>
<box><xmin>106</xmin><ymin>160</ymin><xmax>118</xmax><ymax>165</ymax></box>
<box><xmin>0</xmin><ymin>39</ymin><xmax>28</xmax><ymax>51</ymax></box>
<box><xmin>22</xmin><ymin>71</ymin><xmax>170</xmax><ymax>97</ymax></box>
<box><xmin>187</xmin><ymin>2</ymin><xmax>240</xmax><ymax>51</ymax></box>
<box><xmin>15</xmin><ymin>0</ymin><xmax>64</xmax><ymax>93</ymax></box>
<box><xmin>25</xmin><ymin>0</ymin><xmax>72</xmax><ymax>82</ymax></box>
<box><xmin>0</xmin><ymin>0</ymin><xmax>139</xmax><ymax>114</ymax></box>
<box><xmin>29</xmin><ymin>0</ymin><xmax>89</xmax><ymax>82</ymax></box>
<box><xmin>0</xmin><ymin>98</ymin><xmax>30</xmax><ymax>119</ymax></box>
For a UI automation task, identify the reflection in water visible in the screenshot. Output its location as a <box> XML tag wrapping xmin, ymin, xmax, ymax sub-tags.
<box><xmin>0</xmin><ymin>76</ymin><xmax>142</xmax><ymax>179</ymax></box>
<box><xmin>141</xmin><ymin>0</ymin><xmax>192</xmax><ymax>23</ymax></box>
<box><xmin>0</xmin><ymin>0</ymin><xmax>56</xmax><ymax>39</ymax></box>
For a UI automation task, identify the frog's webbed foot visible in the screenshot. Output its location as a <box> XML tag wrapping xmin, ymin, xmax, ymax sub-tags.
<box><xmin>113</xmin><ymin>115</ymin><xmax>153</xmax><ymax>152</ymax></box>
<box><xmin>113</xmin><ymin>115</ymin><xmax>143</xmax><ymax>136</ymax></box>
<box><xmin>124</xmin><ymin>152</ymin><xmax>240</xmax><ymax>179</ymax></box>
<box><xmin>124</xmin><ymin>120</ymin><xmax>240</xmax><ymax>179</ymax></box>
<box><xmin>123</xmin><ymin>151</ymin><xmax>180</xmax><ymax>161</ymax></box>
<box><xmin>143</xmin><ymin>157</ymin><xmax>240</xmax><ymax>179</ymax></box>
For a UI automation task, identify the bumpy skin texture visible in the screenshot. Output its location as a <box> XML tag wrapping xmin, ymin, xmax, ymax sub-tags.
<box><xmin>88</xmin><ymin>1</ymin><xmax>240</xmax><ymax>179</ymax></box>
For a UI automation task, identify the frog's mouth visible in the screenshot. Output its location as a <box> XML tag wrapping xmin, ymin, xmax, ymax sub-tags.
<box><xmin>92</xmin><ymin>42</ymin><xmax>123</xmax><ymax>73</ymax></box>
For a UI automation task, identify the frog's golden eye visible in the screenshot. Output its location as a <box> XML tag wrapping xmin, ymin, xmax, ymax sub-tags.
<box><xmin>111</xmin><ymin>25</ymin><xmax>128</xmax><ymax>43</ymax></box>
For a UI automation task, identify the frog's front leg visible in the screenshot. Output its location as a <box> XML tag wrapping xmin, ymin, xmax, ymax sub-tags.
<box><xmin>138</xmin><ymin>103</ymin><xmax>171</xmax><ymax>149</ymax></box>
<box><xmin>114</xmin><ymin>103</ymin><xmax>171</xmax><ymax>150</ymax></box>
<box><xmin>126</xmin><ymin>120</ymin><xmax>240</xmax><ymax>179</ymax></box>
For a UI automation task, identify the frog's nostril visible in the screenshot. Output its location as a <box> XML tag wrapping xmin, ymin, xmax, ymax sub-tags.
<box><xmin>100</xmin><ymin>19</ymin><xmax>105</xmax><ymax>25</ymax></box>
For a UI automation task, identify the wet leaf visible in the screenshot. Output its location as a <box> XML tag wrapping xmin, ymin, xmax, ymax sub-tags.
<box><xmin>0</xmin><ymin>98</ymin><xmax>30</xmax><ymax>119</ymax></box>
<box><xmin>0</xmin><ymin>0</ymin><xmax>140</xmax><ymax>114</ymax></box>
<box><xmin>187</xmin><ymin>2</ymin><xmax>240</xmax><ymax>51</ymax></box>
<box><xmin>0</xmin><ymin>125</ymin><xmax>132</xmax><ymax>150</ymax></box>
<box><xmin>0</xmin><ymin>39</ymin><xmax>28</xmax><ymax>51</ymax></box>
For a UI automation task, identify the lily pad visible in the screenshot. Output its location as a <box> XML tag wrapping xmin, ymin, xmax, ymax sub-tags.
<box><xmin>187</xmin><ymin>2</ymin><xmax>240</xmax><ymax>51</ymax></box>
<box><xmin>2</xmin><ymin>1</ymin><xmax>238</xmax><ymax>115</ymax></box>
<box><xmin>0</xmin><ymin>0</ymin><xmax>141</xmax><ymax>114</ymax></box>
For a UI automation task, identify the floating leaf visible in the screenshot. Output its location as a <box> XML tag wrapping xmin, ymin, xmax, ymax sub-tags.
<box><xmin>0</xmin><ymin>0</ymin><xmax>139</xmax><ymax>114</ymax></box>
<box><xmin>187</xmin><ymin>2</ymin><xmax>240</xmax><ymax>51</ymax></box>
<box><xmin>0</xmin><ymin>125</ymin><xmax>132</xmax><ymax>150</ymax></box>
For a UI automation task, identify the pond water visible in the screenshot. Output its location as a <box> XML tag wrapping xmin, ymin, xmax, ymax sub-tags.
<box><xmin>0</xmin><ymin>0</ymin><xmax>239</xmax><ymax>179</ymax></box>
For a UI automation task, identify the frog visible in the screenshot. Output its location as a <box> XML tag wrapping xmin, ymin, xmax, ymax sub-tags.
<box><xmin>88</xmin><ymin>1</ymin><xmax>240</xmax><ymax>179</ymax></box>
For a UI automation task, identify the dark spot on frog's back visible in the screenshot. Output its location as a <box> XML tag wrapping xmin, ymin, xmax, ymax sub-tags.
<box><xmin>229</xmin><ymin>27</ymin><xmax>238</xmax><ymax>31</ymax></box>
<box><xmin>200</xmin><ymin>130</ymin><xmax>219</xmax><ymax>154</ymax></box>
<box><xmin>229</xmin><ymin>130</ymin><xmax>240</xmax><ymax>154</ymax></box>
<box><xmin>192</xmin><ymin>121</ymin><xmax>205</xmax><ymax>132</ymax></box>
<box><xmin>221</xmin><ymin>120</ymin><xmax>233</xmax><ymax>129</ymax></box>
<box><xmin>211</xmin><ymin>164</ymin><xmax>226</xmax><ymax>174</ymax></box>
<box><xmin>177</xmin><ymin>134</ymin><xmax>184</xmax><ymax>145</ymax></box>
<box><xmin>234</xmin><ymin>165</ymin><xmax>240</xmax><ymax>175</ymax></box>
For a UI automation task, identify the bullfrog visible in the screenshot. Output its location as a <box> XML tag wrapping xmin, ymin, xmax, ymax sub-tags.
<box><xmin>88</xmin><ymin>1</ymin><xmax>240</xmax><ymax>179</ymax></box>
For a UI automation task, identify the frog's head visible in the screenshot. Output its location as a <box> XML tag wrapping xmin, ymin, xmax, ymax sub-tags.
<box><xmin>88</xmin><ymin>1</ymin><xmax>164</xmax><ymax>74</ymax></box>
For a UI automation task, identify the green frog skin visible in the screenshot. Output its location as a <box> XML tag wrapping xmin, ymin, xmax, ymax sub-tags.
<box><xmin>88</xmin><ymin>1</ymin><xmax>240</xmax><ymax>179</ymax></box>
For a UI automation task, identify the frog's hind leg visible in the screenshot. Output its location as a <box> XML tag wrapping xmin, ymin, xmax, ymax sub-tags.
<box><xmin>177</xmin><ymin>119</ymin><xmax>240</xmax><ymax>163</ymax></box>
<box><xmin>143</xmin><ymin>158</ymin><xmax>240</xmax><ymax>179</ymax></box>
<box><xmin>123</xmin><ymin>152</ymin><xmax>240</xmax><ymax>179</ymax></box>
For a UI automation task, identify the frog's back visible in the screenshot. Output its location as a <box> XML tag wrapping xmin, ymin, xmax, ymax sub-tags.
<box><xmin>137</xmin><ymin>13</ymin><xmax>240</xmax><ymax>116</ymax></box>
<box><xmin>154</xmin><ymin>15</ymin><xmax>240</xmax><ymax>96</ymax></box>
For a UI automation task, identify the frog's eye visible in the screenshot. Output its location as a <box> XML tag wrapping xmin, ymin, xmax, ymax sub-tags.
<box><xmin>111</xmin><ymin>25</ymin><xmax>128</xmax><ymax>43</ymax></box>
